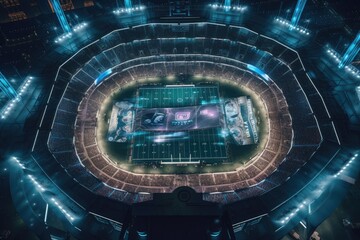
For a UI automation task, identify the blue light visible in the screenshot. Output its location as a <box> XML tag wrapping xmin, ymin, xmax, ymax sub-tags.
<box><xmin>51</xmin><ymin>198</ymin><xmax>75</xmax><ymax>221</ymax></box>
<box><xmin>246</xmin><ymin>64</ymin><xmax>270</xmax><ymax>82</ymax></box>
<box><xmin>49</xmin><ymin>0</ymin><xmax>71</xmax><ymax>33</ymax></box>
<box><xmin>339</xmin><ymin>32</ymin><xmax>360</xmax><ymax>69</ymax></box>
<box><xmin>124</xmin><ymin>0</ymin><xmax>132</xmax><ymax>10</ymax></box>
<box><xmin>112</xmin><ymin>5</ymin><xmax>145</xmax><ymax>15</ymax></box>
<box><xmin>0</xmin><ymin>72</ymin><xmax>17</xmax><ymax>99</ymax></box>
<box><xmin>73</xmin><ymin>22</ymin><xmax>87</xmax><ymax>32</ymax></box>
<box><xmin>95</xmin><ymin>69</ymin><xmax>112</xmax><ymax>85</ymax></box>
<box><xmin>210</xmin><ymin>230</ymin><xmax>221</xmax><ymax>237</ymax></box>
<box><xmin>224</xmin><ymin>0</ymin><xmax>231</xmax><ymax>10</ymax></box>
<box><xmin>137</xmin><ymin>231</ymin><xmax>147</xmax><ymax>237</ymax></box>
<box><xmin>54</xmin><ymin>22</ymin><xmax>88</xmax><ymax>44</ymax></box>
<box><xmin>275</xmin><ymin>17</ymin><xmax>310</xmax><ymax>35</ymax></box>
<box><xmin>290</xmin><ymin>0</ymin><xmax>307</xmax><ymax>28</ymax></box>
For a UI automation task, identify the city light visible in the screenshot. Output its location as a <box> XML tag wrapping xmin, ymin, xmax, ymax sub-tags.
<box><xmin>54</xmin><ymin>32</ymin><xmax>72</xmax><ymax>43</ymax></box>
<box><xmin>12</xmin><ymin>156</ymin><xmax>26</xmax><ymax>169</ymax></box>
<box><xmin>274</xmin><ymin>17</ymin><xmax>310</xmax><ymax>35</ymax></box>
<box><xmin>1</xmin><ymin>76</ymin><xmax>32</xmax><ymax>120</ymax></box>
<box><xmin>1</xmin><ymin>77</ymin><xmax>32</xmax><ymax>119</ymax></box>
<box><xmin>334</xmin><ymin>154</ymin><xmax>358</xmax><ymax>178</ymax></box>
<box><xmin>28</xmin><ymin>175</ymin><xmax>46</xmax><ymax>192</ymax></box>
<box><xmin>73</xmin><ymin>22</ymin><xmax>88</xmax><ymax>32</ymax></box>
<box><xmin>112</xmin><ymin>5</ymin><xmax>145</xmax><ymax>15</ymax></box>
<box><xmin>326</xmin><ymin>48</ymin><xmax>360</xmax><ymax>79</ymax></box>
<box><xmin>345</xmin><ymin>65</ymin><xmax>360</xmax><ymax>79</ymax></box>
<box><xmin>279</xmin><ymin>200</ymin><xmax>307</xmax><ymax>225</ymax></box>
<box><xmin>208</xmin><ymin>3</ymin><xmax>247</xmax><ymax>12</ymax></box>
<box><xmin>54</xmin><ymin>22</ymin><xmax>88</xmax><ymax>44</ymax></box>
<box><xmin>51</xmin><ymin>198</ymin><xmax>75</xmax><ymax>221</ymax></box>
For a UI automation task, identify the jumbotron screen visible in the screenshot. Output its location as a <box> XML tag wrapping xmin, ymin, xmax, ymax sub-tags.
<box><xmin>135</xmin><ymin>104</ymin><xmax>222</xmax><ymax>131</ymax></box>
<box><xmin>107</xmin><ymin>85</ymin><xmax>258</xmax><ymax>164</ymax></box>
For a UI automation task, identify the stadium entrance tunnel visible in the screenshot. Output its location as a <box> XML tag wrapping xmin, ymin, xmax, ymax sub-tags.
<box><xmin>129</xmin><ymin>186</ymin><xmax>226</xmax><ymax>240</ymax></box>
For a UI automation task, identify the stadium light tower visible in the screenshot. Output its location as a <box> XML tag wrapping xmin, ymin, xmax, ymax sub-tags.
<box><xmin>290</xmin><ymin>0</ymin><xmax>307</xmax><ymax>29</ymax></box>
<box><xmin>124</xmin><ymin>0</ymin><xmax>132</xmax><ymax>10</ymax></box>
<box><xmin>224</xmin><ymin>0</ymin><xmax>231</xmax><ymax>10</ymax></box>
<box><xmin>338</xmin><ymin>32</ymin><xmax>360</xmax><ymax>69</ymax></box>
<box><xmin>49</xmin><ymin>0</ymin><xmax>71</xmax><ymax>33</ymax></box>
<box><xmin>0</xmin><ymin>72</ymin><xmax>17</xmax><ymax>99</ymax></box>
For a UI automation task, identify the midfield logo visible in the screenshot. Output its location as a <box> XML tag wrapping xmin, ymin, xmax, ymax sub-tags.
<box><xmin>175</xmin><ymin>112</ymin><xmax>191</xmax><ymax>121</ymax></box>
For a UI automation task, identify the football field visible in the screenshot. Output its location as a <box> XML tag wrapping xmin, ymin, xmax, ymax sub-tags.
<box><xmin>132</xmin><ymin>85</ymin><xmax>228</xmax><ymax>164</ymax></box>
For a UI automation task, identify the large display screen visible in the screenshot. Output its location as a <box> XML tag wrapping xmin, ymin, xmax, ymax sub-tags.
<box><xmin>134</xmin><ymin>104</ymin><xmax>222</xmax><ymax>131</ymax></box>
<box><xmin>224</xmin><ymin>96</ymin><xmax>258</xmax><ymax>145</ymax></box>
<box><xmin>107</xmin><ymin>101</ymin><xmax>134</xmax><ymax>142</ymax></box>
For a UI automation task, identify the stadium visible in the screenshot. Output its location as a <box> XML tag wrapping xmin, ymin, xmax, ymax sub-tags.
<box><xmin>0</xmin><ymin>0</ymin><xmax>359</xmax><ymax>240</ymax></box>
